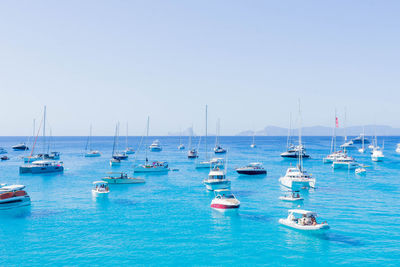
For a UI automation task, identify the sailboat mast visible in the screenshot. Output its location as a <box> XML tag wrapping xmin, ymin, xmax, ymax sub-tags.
<box><xmin>126</xmin><ymin>122</ymin><xmax>129</xmax><ymax>149</ymax></box>
<box><xmin>298</xmin><ymin>100</ymin><xmax>303</xmax><ymax>170</ymax></box>
<box><xmin>145</xmin><ymin>116</ymin><xmax>149</xmax><ymax>162</ymax></box>
<box><xmin>112</xmin><ymin>124</ymin><xmax>117</xmax><ymax>156</ymax></box>
<box><xmin>287</xmin><ymin>112</ymin><xmax>292</xmax><ymax>149</ymax></box>
<box><xmin>43</xmin><ymin>106</ymin><xmax>46</xmax><ymax>153</ymax></box>
<box><xmin>205</xmin><ymin>105</ymin><xmax>208</xmax><ymax>160</ymax></box>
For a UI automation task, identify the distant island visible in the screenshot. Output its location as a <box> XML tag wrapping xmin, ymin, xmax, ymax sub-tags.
<box><xmin>168</xmin><ymin>125</ymin><xmax>400</xmax><ymax>136</ymax></box>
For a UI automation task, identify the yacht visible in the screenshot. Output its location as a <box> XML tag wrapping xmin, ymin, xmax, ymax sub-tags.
<box><xmin>1</xmin><ymin>156</ymin><xmax>9</xmax><ymax>161</ymax></box>
<box><xmin>111</xmin><ymin>123</ymin><xmax>128</xmax><ymax>161</ymax></box>
<box><xmin>279</xmin><ymin>166</ymin><xmax>316</xmax><ymax>190</ymax></box>
<box><xmin>92</xmin><ymin>181</ymin><xmax>109</xmax><ymax>197</ymax></box>
<box><xmin>0</xmin><ymin>185</ymin><xmax>31</xmax><ymax>210</ymax></box>
<box><xmin>0</xmin><ymin>148</ymin><xmax>7</xmax><ymax>154</ymax></box>
<box><xmin>102</xmin><ymin>172</ymin><xmax>145</xmax><ymax>184</ymax></box>
<box><xmin>187</xmin><ymin>148</ymin><xmax>198</xmax><ymax>159</ymax></box>
<box><xmin>196</xmin><ymin>157</ymin><xmax>224</xmax><ymax>169</ymax></box>
<box><xmin>214</xmin><ymin>119</ymin><xmax>226</xmax><ymax>154</ymax></box>
<box><xmin>236</xmin><ymin>162</ymin><xmax>267</xmax><ymax>175</ymax></box>
<box><xmin>20</xmin><ymin>160</ymin><xmax>64</xmax><ymax>174</ymax></box>
<box><xmin>352</xmin><ymin>134</ymin><xmax>369</xmax><ymax>144</ymax></box>
<box><xmin>178</xmin><ymin>132</ymin><xmax>185</xmax><ymax>150</ymax></box>
<box><xmin>332</xmin><ymin>153</ymin><xmax>358</xmax><ymax>169</ymax></box>
<box><xmin>371</xmin><ymin>147</ymin><xmax>384</xmax><ymax>162</ymax></box>
<box><xmin>203</xmin><ymin>166</ymin><xmax>231</xmax><ymax>191</ymax></box>
<box><xmin>323</xmin><ymin>111</ymin><xmax>344</xmax><ymax>163</ymax></box>
<box><xmin>279</xmin><ymin>101</ymin><xmax>315</xmax><ymax>190</ymax></box>
<box><xmin>124</xmin><ymin>122</ymin><xmax>135</xmax><ymax>155</ymax></box>
<box><xmin>84</xmin><ymin>124</ymin><xmax>101</xmax><ymax>157</ymax></box>
<box><xmin>323</xmin><ymin>151</ymin><xmax>346</xmax><ymax>163</ymax></box>
<box><xmin>109</xmin><ymin>158</ymin><xmax>121</xmax><ymax>167</ymax></box>
<box><xmin>149</xmin><ymin>140</ymin><xmax>162</xmax><ymax>152</ymax></box>
<box><xmin>355</xmin><ymin>167</ymin><xmax>366</xmax><ymax>175</ymax></box>
<box><xmin>280</xmin><ymin>144</ymin><xmax>310</xmax><ymax>158</ymax></box>
<box><xmin>12</xmin><ymin>143</ymin><xmax>29</xmax><ymax>151</ymax></box>
<box><xmin>210</xmin><ymin>189</ymin><xmax>240</xmax><ymax>212</ymax></box>
<box><xmin>250</xmin><ymin>132</ymin><xmax>256</xmax><ymax>148</ymax></box>
<box><xmin>279</xmin><ymin>209</ymin><xmax>329</xmax><ymax>231</ymax></box>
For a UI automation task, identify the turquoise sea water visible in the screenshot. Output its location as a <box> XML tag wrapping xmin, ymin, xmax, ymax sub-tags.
<box><xmin>0</xmin><ymin>136</ymin><xmax>399</xmax><ymax>266</ymax></box>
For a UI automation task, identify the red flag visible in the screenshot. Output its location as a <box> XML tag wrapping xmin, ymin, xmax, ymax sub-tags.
<box><xmin>335</xmin><ymin>117</ymin><xmax>339</xmax><ymax>128</ymax></box>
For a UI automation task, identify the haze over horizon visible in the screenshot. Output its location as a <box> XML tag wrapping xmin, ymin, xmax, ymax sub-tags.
<box><xmin>1</xmin><ymin>1</ymin><xmax>399</xmax><ymax>136</ymax></box>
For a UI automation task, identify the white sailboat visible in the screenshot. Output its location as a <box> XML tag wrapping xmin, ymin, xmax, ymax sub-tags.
<box><xmin>85</xmin><ymin>124</ymin><xmax>101</xmax><ymax>157</ymax></box>
<box><xmin>250</xmin><ymin>131</ymin><xmax>256</xmax><ymax>148</ymax></box>
<box><xmin>196</xmin><ymin>105</ymin><xmax>224</xmax><ymax>169</ymax></box>
<box><xmin>178</xmin><ymin>129</ymin><xmax>185</xmax><ymax>150</ymax></box>
<box><xmin>187</xmin><ymin>126</ymin><xmax>198</xmax><ymax>158</ymax></box>
<box><xmin>323</xmin><ymin>110</ymin><xmax>345</xmax><ymax>163</ymax></box>
<box><xmin>340</xmin><ymin>109</ymin><xmax>355</xmax><ymax>149</ymax></box>
<box><xmin>358</xmin><ymin>126</ymin><xmax>366</xmax><ymax>153</ymax></box>
<box><xmin>214</xmin><ymin>119</ymin><xmax>226</xmax><ymax>154</ymax></box>
<box><xmin>111</xmin><ymin>122</ymin><xmax>128</xmax><ymax>161</ymax></box>
<box><xmin>134</xmin><ymin>117</ymin><xmax>169</xmax><ymax>173</ymax></box>
<box><xmin>125</xmin><ymin>122</ymin><xmax>135</xmax><ymax>154</ymax></box>
<box><xmin>279</xmin><ymin>100</ymin><xmax>316</xmax><ymax>190</ymax></box>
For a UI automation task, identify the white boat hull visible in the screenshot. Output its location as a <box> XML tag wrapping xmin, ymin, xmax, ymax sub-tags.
<box><xmin>91</xmin><ymin>190</ymin><xmax>109</xmax><ymax>197</ymax></box>
<box><xmin>279</xmin><ymin>177</ymin><xmax>315</xmax><ymax>190</ymax></box>
<box><xmin>279</xmin><ymin>196</ymin><xmax>304</xmax><ymax>202</ymax></box>
<box><xmin>279</xmin><ymin>218</ymin><xmax>329</xmax><ymax>231</ymax></box>
<box><xmin>0</xmin><ymin>196</ymin><xmax>31</xmax><ymax>210</ymax></box>
<box><xmin>203</xmin><ymin>180</ymin><xmax>231</xmax><ymax>191</ymax></box>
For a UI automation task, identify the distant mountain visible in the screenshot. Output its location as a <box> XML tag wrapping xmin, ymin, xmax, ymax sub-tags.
<box><xmin>236</xmin><ymin>125</ymin><xmax>400</xmax><ymax>136</ymax></box>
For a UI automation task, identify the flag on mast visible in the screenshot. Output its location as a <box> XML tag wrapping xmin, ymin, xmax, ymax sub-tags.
<box><xmin>335</xmin><ymin>117</ymin><xmax>339</xmax><ymax>128</ymax></box>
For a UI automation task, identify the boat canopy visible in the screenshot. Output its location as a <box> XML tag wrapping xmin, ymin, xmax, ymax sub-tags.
<box><xmin>93</xmin><ymin>181</ymin><xmax>108</xmax><ymax>185</ymax></box>
<box><xmin>288</xmin><ymin>209</ymin><xmax>317</xmax><ymax>217</ymax></box>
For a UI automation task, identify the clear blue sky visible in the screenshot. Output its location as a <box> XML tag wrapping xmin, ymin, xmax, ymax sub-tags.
<box><xmin>0</xmin><ymin>1</ymin><xmax>399</xmax><ymax>135</ymax></box>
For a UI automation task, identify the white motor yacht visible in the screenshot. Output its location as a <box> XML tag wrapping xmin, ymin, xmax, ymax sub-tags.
<box><xmin>12</xmin><ymin>143</ymin><xmax>29</xmax><ymax>151</ymax></box>
<box><xmin>281</xmin><ymin>144</ymin><xmax>310</xmax><ymax>159</ymax></box>
<box><xmin>110</xmin><ymin>158</ymin><xmax>121</xmax><ymax>167</ymax></box>
<box><xmin>196</xmin><ymin>157</ymin><xmax>224</xmax><ymax>169</ymax></box>
<box><xmin>203</xmin><ymin>167</ymin><xmax>231</xmax><ymax>191</ymax></box>
<box><xmin>20</xmin><ymin>160</ymin><xmax>64</xmax><ymax>174</ymax></box>
<box><xmin>279</xmin><ymin>209</ymin><xmax>329</xmax><ymax>231</ymax></box>
<box><xmin>0</xmin><ymin>184</ymin><xmax>31</xmax><ymax>210</ymax></box>
<box><xmin>279</xmin><ymin>166</ymin><xmax>316</xmax><ymax>190</ymax></box>
<box><xmin>92</xmin><ymin>181</ymin><xmax>109</xmax><ymax>197</ymax></box>
<box><xmin>149</xmin><ymin>140</ymin><xmax>162</xmax><ymax>152</ymax></box>
<box><xmin>323</xmin><ymin>151</ymin><xmax>346</xmax><ymax>164</ymax></box>
<box><xmin>210</xmin><ymin>189</ymin><xmax>240</xmax><ymax>211</ymax></box>
<box><xmin>187</xmin><ymin>148</ymin><xmax>198</xmax><ymax>159</ymax></box>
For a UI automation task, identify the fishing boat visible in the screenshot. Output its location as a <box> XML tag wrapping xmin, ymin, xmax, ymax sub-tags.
<box><xmin>236</xmin><ymin>162</ymin><xmax>267</xmax><ymax>175</ymax></box>
<box><xmin>280</xmin><ymin>101</ymin><xmax>316</xmax><ymax>190</ymax></box>
<box><xmin>20</xmin><ymin>160</ymin><xmax>64</xmax><ymax>174</ymax></box>
<box><xmin>84</xmin><ymin>125</ymin><xmax>101</xmax><ymax>157</ymax></box>
<box><xmin>210</xmin><ymin>189</ymin><xmax>240</xmax><ymax>211</ymax></box>
<box><xmin>279</xmin><ymin>191</ymin><xmax>303</xmax><ymax>202</ymax></box>
<box><xmin>134</xmin><ymin>117</ymin><xmax>170</xmax><ymax>173</ymax></box>
<box><xmin>0</xmin><ymin>148</ymin><xmax>7</xmax><ymax>154</ymax></box>
<box><xmin>0</xmin><ymin>185</ymin><xmax>31</xmax><ymax>210</ymax></box>
<box><xmin>102</xmin><ymin>172</ymin><xmax>145</xmax><ymax>184</ymax></box>
<box><xmin>12</xmin><ymin>143</ymin><xmax>29</xmax><ymax>151</ymax></box>
<box><xmin>332</xmin><ymin>152</ymin><xmax>358</xmax><ymax>169</ymax></box>
<box><xmin>214</xmin><ymin>119</ymin><xmax>226</xmax><ymax>154</ymax></box>
<box><xmin>279</xmin><ymin>209</ymin><xmax>329</xmax><ymax>231</ymax></box>
<box><xmin>149</xmin><ymin>140</ymin><xmax>162</xmax><ymax>152</ymax></box>
<box><xmin>203</xmin><ymin>166</ymin><xmax>231</xmax><ymax>191</ymax></box>
<box><xmin>92</xmin><ymin>181</ymin><xmax>109</xmax><ymax>197</ymax></box>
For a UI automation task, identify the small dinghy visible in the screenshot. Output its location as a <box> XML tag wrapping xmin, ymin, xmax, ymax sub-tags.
<box><xmin>279</xmin><ymin>209</ymin><xmax>329</xmax><ymax>231</ymax></box>
<box><xmin>279</xmin><ymin>191</ymin><xmax>303</xmax><ymax>202</ymax></box>
<box><xmin>355</xmin><ymin>167</ymin><xmax>366</xmax><ymax>175</ymax></box>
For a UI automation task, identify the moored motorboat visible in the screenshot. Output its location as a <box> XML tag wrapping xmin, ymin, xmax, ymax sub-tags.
<box><xmin>279</xmin><ymin>191</ymin><xmax>303</xmax><ymax>202</ymax></box>
<box><xmin>281</xmin><ymin>145</ymin><xmax>310</xmax><ymax>159</ymax></box>
<box><xmin>102</xmin><ymin>172</ymin><xmax>145</xmax><ymax>184</ymax></box>
<box><xmin>0</xmin><ymin>185</ymin><xmax>31</xmax><ymax>210</ymax></box>
<box><xmin>210</xmin><ymin>189</ymin><xmax>240</xmax><ymax>211</ymax></box>
<box><xmin>20</xmin><ymin>160</ymin><xmax>64</xmax><ymax>174</ymax></box>
<box><xmin>279</xmin><ymin>166</ymin><xmax>316</xmax><ymax>190</ymax></box>
<box><xmin>110</xmin><ymin>158</ymin><xmax>121</xmax><ymax>167</ymax></box>
<box><xmin>332</xmin><ymin>153</ymin><xmax>358</xmax><ymax>169</ymax></box>
<box><xmin>279</xmin><ymin>209</ymin><xmax>329</xmax><ymax>231</ymax></box>
<box><xmin>355</xmin><ymin>167</ymin><xmax>366</xmax><ymax>175</ymax></box>
<box><xmin>125</xmin><ymin>148</ymin><xmax>135</xmax><ymax>154</ymax></box>
<box><xmin>196</xmin><ymin>157</ymin><xmax>224</xmax><ymax>169</ymax></box>
<box><xmin>236</xmin><ymin>162</ymin><xmax>267</xmax><ymax>175</ymax></box>
<box><xmin>323</xmin><ymin>151</ymin><xmax>345</xmax><ymax>163</ymax></box>
<box><xmin>149</xmin><ymin>140</ymin><xmax>162</xmax><ymax>152</ymax></box>
<box><xmin>133</xmin><ymin>160</ymin><xmax>169</xmax><ymax>173</ymax></box>
<box><xmin>187</xmin><ymin>148</ymin><xmax>198</xmax><ymax>159</ymax></box>
<box><xmin>92</xmin><ymin>181</ymin><xmax>109</xmax><ymax>197</ymax></box>
<box><xmin>85</xmin><ymin>150</ymin><xmax>101</xmax><ymax>157</ymax></box>
<box><xmin>371</xmin><ymin>147</ymin><xmax>384</xmax><ymax>162</ymax></box>
<box><xmin>203</xmin><ymin>167</ymin><xmax>231</xmax><ymax>191</ymax></box>
<box><xmin>1</xmin><ymin>156</ymin><xmax>9</xmax><ymax>161</ymax></box>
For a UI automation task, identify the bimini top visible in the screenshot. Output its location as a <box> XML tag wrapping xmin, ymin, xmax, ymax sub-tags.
<box><xmin>93</xmin><ymin>181</ymin><xmax>108</xmax><ymax>185</ymax></box>
<box><xmin>0</xmin><ymin>184</ymin><xmax>26</xmax><ymax>191</ymax></box>
<box><xmin>288</xmin><ymin>209</ymin><xmax>317</xmax><ymax>216</ymax></box>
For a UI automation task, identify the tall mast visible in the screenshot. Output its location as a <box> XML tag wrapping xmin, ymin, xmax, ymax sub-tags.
<box><xmin>89</xmin><ymin>124</ymin><xmax>92</xmax><ymax>151</ymax></box>
<box><xmin>126</xmin><ymin>122</ymin><xmax>129</xmax><ymax>149</ymax></box>
<box><xmin>298</xmin><ymin>100</ymin><xmax>302</xmax><ymax>170</ymax></box>
<box><xmin>112</xmin><ymin>124</ymin><xmax>117</xmax><ymax>156</ymax></box>
<box><xmin>188</xmin><ymin>125</ymin><xmax>192</xmax><ymax>149</ymax></box>
<box><xmin>287</xmin><ymin>112</ymin><xmax>292</xmax><ymax>149</ymax></box>
<box><xmin>344</xmin><ymin>107</ymin><xmax>347</xmax><ymax>142</ymax></box>
<box><xmin>205</xmin><ymin>105</ymin><xmax>208</xmax><ymax>160</ymax></box>
<box><xmin>215</xmin><ymin>118</ymin><xmax>220</xmax><ymax>147</ymax></box>
<box><xmin>145</xmin><ymin>116</ymin><xmax>149</xmax><ymax>162</ymax></box>
<box><xmin>43</xmin><ymin>106</ymin><xmax>46</xmax><ymax>153</ymax></box>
